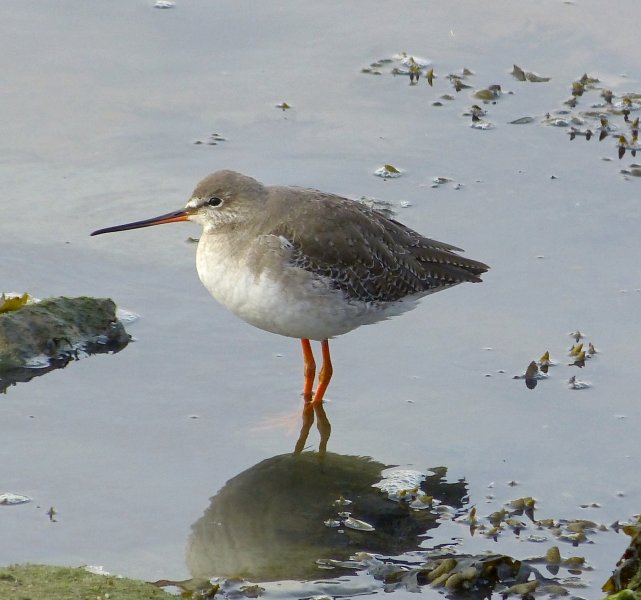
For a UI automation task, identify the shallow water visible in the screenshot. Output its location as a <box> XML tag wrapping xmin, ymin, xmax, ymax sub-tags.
<box><xmin>2</xmin><ymin>0</ymin><xmax>640</xmax><ymax>597</ymax></box>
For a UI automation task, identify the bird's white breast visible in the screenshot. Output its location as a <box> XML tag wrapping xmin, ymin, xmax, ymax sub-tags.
<box><xmin>195</xmin><ymin>232</ymin><xmax>420</xmax><ymax>341</ymax></box>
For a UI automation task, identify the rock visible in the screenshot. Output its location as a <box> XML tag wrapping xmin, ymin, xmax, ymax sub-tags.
<box><xmin>0</xmin><ymin>296</ymin><xmax>130</xmax><ymax>392</ymax></box>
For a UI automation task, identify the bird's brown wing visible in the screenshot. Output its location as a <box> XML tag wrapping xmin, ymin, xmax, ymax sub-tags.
<box><xmin>268</xmin><ymin>190</ymin><xmax>489</xmax><ymax>304</ymax></box>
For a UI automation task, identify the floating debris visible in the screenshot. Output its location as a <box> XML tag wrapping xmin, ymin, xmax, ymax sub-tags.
<box><xmin>568</xmin><ymin>375</ymin><xmax>590</xmax><ymax>390</ymax></box>
<box><xmin>538</xmin><ymin>351</ymin><xmax>552</xmax><ymax>371</ymax></box>
<box><xmin>154</xmin><ymin>0</ymin><xmax>175</xmax><ymax>8</ymax></box>
<box><xmin>361</xmin><ymin>59</ymin><xmax>392</xmax><ymax>73</ymax></box>
<box><xmin>0</xmin><ymin>292</ymin><xmax>30</xmax><ymax>313</ymax></box>
<box><xmin>355</xmin><ymin>196</ymin><xmax>396</xmax><ymax>218</ymax></box>
<box><xmin>568</xmin><ymin>340</ymin><xmax>593</xmax><ymax>367</ymax></box>
<box><xmin>578</xmin><ymin>73</ymin><xmax>600</xmax><ymax>86</ymax></box>
<box><xmin>597</xmin><ymin>115</ymin><xmax>618</xmax><ymax>139</ymax></box>
<box><xmin>568</xmin><ymin>343</ymin><xmax>584</xmax><ymax>356</ymax></box>
<box><xmin>372</xmin><ymin>467</ymin><xmax>425</xmax><ymax>501</ymax></box>
<box><xmin>617</xmin><ymin>134</ymin><xmax>641</xmax><ymax>159</ymax></box>
<box><xmin>407</xmin><ymin>57</ymin><xmax>421</xmax><ymax>84</ymax></box>
<box><xmin>546</xmin><ymin>546</ymin><xmax>562</xmax><ymax>565</ymax></box>
<box><xmin>333</xmin><ymin>497</ymin><xmax>352</xmax><ymax>507</ymax></box>
<box><xmin>276</xmin><ymin>101</ymin><xmax>291</xmax><ymax>111</ymax></box>
<box><xmin>373</xmin><ymin>164</ymin><xmax>402</xmax><ymax>178</ymax></box>
<box><xmin>511</xmin><ymin>64</ymin><xmax>526</xmax><ymax>81</ymax></box>
<box><xmin>409</xmin><ymin>494</ymin><xmax>435</xmax><ymax>511</ymax></box>
<box><xmin>525</xmin><ymin>361</ymin><xmax>539</xmax><ymax>389</ymax></box>
<box><xmin>194</xmin><ymin>132</ymin><xmax>226</xmax><ymax>146</ymax></box>
<box><xmin>452</xmin><ymin>78</ymin><xmax>473</xmax><ymax>92</ymax></box>
<box><xmin>621</xmin><ymin>163</ymin><xmax>641</xmax><ymax>177</ymax></box>
<box><xmin>541</xmin><ymin>74</ymin><xmax>641</xmax><ymax>163</ymax></box>
<box><xmin>116</xmin><ymin>308</ymin><xmax>139</xmax><ymax>324</ymax></box>
<box><xmin>343</xmin><ymin>516</ymin><xmax>375</xmax><ymax>532</ymax></box>
<box><xmin>526</xmin><ymin>72</ymin><xmax>551</xmax><ymax>83</ymax></box>
<box><xmin>547</xmin><ymin>117</ymin><xmax>570</xmax><ymax>127</ymax></box>
<box><xmin>364</xmin><ymin>52</ymin><xmax>433</xmax><ymax>82</ymax></box>
<box><xmin>456</xmin><ymin>505</ymin><xmax>477</xmax><ymax>527</ymax></box>
<box><xmin>512</xmin><ymin>64</ymin><xmax>550</xmax><ymax>82</ymax></box>
<box><xmin>324</xmin><ymin>518</ymin><xmax>341</xmax><ymax>528</ymax></box>
<box><xmin>0</xmin><ymin>492</ymin><xmax>31</xmax><ymax>505</ymax></box>
<box><xmin>474</xmin><ymin>85</ymin><xmax>502</xmax><ymax>102</ymax></box>
<box><xmin>426</xmin><ymin>68</ymin><xmax>434</xmax><ymax>86</ymax></box>
<box><xmin>569</xmin><ymin>352</ymin><xmax>586</xmax><ymax>368</ymax></box>
<box><xmin>362</xmin><ymin>58</ymin><xmax>641</xmax><ymax>167</ymax></box>
<box><xmin>572</xmin><ymin>81</ymin><xmax>586</xmax><ymax>97</ymax></box>
<box><xmin>569</xmin><ymin>127</ymin><xmax>594</xmax><ymax>140</ymax></box>
<box><xmin>318</xmin><ymin>544</ymin><xmax>589</xmax><ymax>597</ymax></box>
<box><xmin>514</xmin><ymin>361</ymin><xmax>545</xmax><ymax>389</ymax></box>
<box><xmin>602</xmin><ymin>89</ymin><xmax>615</xmax><ymax>104</ymax></box>
<box><xmin>207</xmin><ymin>133</ymin><xmax>226</xmax><ymax>145</ymax></box>
<box><xmin>394</xmin><ymin>53</ymin><xmax>431</xmax><ymax>68</ymax></box>
<box><xmin>509</xmin><ymin>496</ymin><xmax>536</xmax><ymax>512</ymax></box>
<box><xmin>509</xmin><ymin>116</ymin><xmax>535</xmax><ymax>125</ymax></box>
<box><xmin>467</xmin><ymin>104</ymin><xmax>486</xmax><ymax>121</ymax></box>
<box><xmin>470</xmin><ymin>120</ymin><xmax>494</xmax><ymax>130</ymax></box>
<box><xmin>429</xmin><ymin>177</ymin><xmax>464</xmax><ymax>190</ymax></box>
<box><xmin>432</xmin><ymin>176</ymin><xmax>452</xmax><ymax>187</ymax></box>
<box><xmin>613</xmin><ymin>97</ymin><xmax>641</xmax><ymax>113</ymax></box>
<box><xmin>513</xmin><ymin>331</ymin><xmax>600</xmax><ymax>389</ymax></box>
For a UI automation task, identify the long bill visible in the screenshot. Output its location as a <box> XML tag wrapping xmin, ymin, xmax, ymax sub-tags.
<box><xmin>90</xmin><ymin>209</ymin><xmax>189</xmax><ymax>236</ymax></box>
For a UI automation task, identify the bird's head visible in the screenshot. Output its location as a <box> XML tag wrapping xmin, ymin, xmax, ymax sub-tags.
<box><xmin>91</xmin><ymin>170</ymin><xmax>267</xmax><ymax>237</ymax></box>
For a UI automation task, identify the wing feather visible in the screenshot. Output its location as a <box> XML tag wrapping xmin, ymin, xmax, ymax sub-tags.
<box><xmin>266</xmin><ymin>188</ymin><xmax>489</xmax><ymax>303</ymax></box>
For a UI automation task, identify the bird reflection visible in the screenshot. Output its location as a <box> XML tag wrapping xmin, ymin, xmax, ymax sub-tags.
<box><xmin>294</xmin><ymin>398</ymin><xmax>331</xmax><ymax>456</ymax></box>
<box><xmin>183</xmin><ymin>452</ymin><xmax>467</xmax><ymax>583</ymax></box>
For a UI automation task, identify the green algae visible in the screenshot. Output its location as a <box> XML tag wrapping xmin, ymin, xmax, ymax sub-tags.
<box><xmin>0</xmin><ymin>564</ymin><xmax>175</xmax><ymax>600</ymax></box>
<box><xmin>0</xmin><ymin>296</ymin><xmax>128</xmax><ymax>370</ymax></box>
<box><xmin>604</xmin><ymin>519</ymin><xmax>641</xmax><ymax>599</ymax></box>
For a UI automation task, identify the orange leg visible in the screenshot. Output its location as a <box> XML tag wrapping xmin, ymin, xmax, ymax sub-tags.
<box><xmin>301</xmin><ymin>338</ymin><xmax>316</xmax><ymax>403</ymax></box>
<box><xmin>295</xmin><ymin>339</ymin><xmax>332</xmax><ymax>456</ymax></box>
<box><xmin>312</xmin><ymin>339</ymin><xmax>333</xmax><ymax>405</ymax></box>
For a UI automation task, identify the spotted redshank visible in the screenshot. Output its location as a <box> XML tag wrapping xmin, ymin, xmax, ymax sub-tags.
<box><xmin>91</xmin><ymin>170</ymin><xmax>489</xmax><ymax>406</ymax></box>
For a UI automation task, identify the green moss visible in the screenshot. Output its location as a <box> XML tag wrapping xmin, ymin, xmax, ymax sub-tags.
<box><xmin>0</xmin><ymin>564</ymin><xmax>175</xmax><ymax>600</ymax></box>
<box><xmin>606</xmin><ymin>592</ymin><xmax>641</xmax><ymax>600</ymax></box>
<box><xmin>0</xmin><ymin>296</ymin><xmax>130</xmax><ymax>392</ymax></box>
<box><xmin>0</xmin><ymin>296</ymin><xmax>129</xmax><ymax>370</ymax></box>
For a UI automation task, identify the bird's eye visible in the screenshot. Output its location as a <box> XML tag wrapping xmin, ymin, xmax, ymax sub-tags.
<box><xmin>207</xmin><ymin>196</ymin><xmax>223</xmax><ymax>207</ymax></box>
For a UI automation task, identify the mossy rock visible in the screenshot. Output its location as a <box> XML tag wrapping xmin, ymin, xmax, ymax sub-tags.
<box><xmin>0</xmin><ymin>296</ymin><xmax>130</xmax><ymax>392</ymax></box>
<box><xmin>0</xmin><ymin>564</ymin><xmax>174</xmax><ymax>600</ymax></box>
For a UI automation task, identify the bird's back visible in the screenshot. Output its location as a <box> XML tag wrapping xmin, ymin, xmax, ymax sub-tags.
<box><xmin>259</xmin><ymin>185</ymin><xmax>489</xmax><ymax>305</ymax></box>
